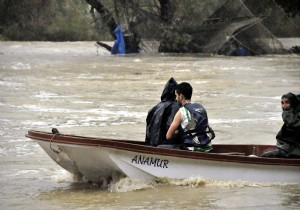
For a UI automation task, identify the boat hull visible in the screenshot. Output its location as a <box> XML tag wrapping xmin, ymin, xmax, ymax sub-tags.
<box><xmin>27</xmin><ymin>130</ymin><xmax>300</xmax><ymax>183</ymax></box>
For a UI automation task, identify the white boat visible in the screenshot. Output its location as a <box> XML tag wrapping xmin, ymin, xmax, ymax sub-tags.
<box><xmin>26</xmin><ymin>130</ymin><xmax>300</xmax><ymax>183</ymax></box>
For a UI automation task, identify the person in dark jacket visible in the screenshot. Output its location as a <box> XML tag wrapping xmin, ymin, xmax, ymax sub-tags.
<box><xmin>262</xmin><ymin>92</ymin><xmax>300</xmax><ymax>158</ymax></box>
<box><xmin>145</xmin><ymin>78</ymin><xmax>180</xmax><ymax>146</ymax></box>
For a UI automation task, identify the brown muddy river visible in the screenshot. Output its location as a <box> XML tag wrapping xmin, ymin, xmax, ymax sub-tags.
<box><xmin>0</xmin><ymin>41</ymin><xmax>299</xmax><ymax>209</ymax></box>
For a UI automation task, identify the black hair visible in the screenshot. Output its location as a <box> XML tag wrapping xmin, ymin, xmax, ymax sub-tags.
<box><xmin>281</xmin><ymin>92</ymin><xmax>299</xmax><ymax>109</ymax></box>
<box><xmin>176</xmin><ymin>82</ymin><xmax>193</xmax><ymax>100</ymax></box>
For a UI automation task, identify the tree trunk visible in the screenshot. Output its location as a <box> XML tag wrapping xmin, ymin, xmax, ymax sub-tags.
<box><xmin>86</xmin><ymin>0</ymin><xmax>141</xmax><ymax>53</ymax></box>
<box><xmin>85</xmin><ymin>0</ymin><xmax>117</xmax><ymax>39</ymax></box>
<box><xmin>159</xmin><ymin>0</ymin><xmax>172</xmax><ymax>23</ymax></box>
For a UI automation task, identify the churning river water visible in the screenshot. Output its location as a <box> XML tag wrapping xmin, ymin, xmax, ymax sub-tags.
<box><xmin>0</xmin><ymin>41</ymin><xmax>299</xmax><ymax>209</ymax></box>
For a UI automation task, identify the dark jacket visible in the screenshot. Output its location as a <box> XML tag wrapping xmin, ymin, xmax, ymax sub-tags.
<box><xmin>276</xmin><ymin>92</ymin><xmax>300</xmax><ymax>154</ymax></box>
<box><xmin>145</xmin><ymin>78</ymin><xmax>180</xmax><ymax>146</ymax></box>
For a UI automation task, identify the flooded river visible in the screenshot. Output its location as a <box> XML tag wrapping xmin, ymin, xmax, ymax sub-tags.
<box><xmin>0</xmin><ymin>41</ymin><xmax>299</xmax><ymax>209</ymax></box>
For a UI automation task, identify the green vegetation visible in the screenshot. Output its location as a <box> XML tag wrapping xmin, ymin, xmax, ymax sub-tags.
<box><xmin>0</xmin><ymin>0</ymin><xmax>298</xmax><ymax>41</ymax></box>
<box><xmin>0</xmin><ymin>0</ymin><xmax>110</xmax><ymax>41</ymax></box>
<box><xmin>275</xmin><ymin>0</ymin><xmax>300</xmax><ymax>17</ymax></box>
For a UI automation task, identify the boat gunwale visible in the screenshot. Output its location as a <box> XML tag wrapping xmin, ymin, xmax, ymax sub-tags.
<box><xmin>26</xmin><ymin>130</ymin><xmax>300</xmax><ymax>166</ymax></box>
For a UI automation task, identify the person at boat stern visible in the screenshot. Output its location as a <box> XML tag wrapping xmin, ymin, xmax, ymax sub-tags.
<box><xmin>262</xmin><ymin>92</ymin><xmax>300</xmax><ymax>158</ymax></box>
<box><xmin>166</xmin><ymin>82</ymin><xmax>215</xmax><ymax>152</ymax></box>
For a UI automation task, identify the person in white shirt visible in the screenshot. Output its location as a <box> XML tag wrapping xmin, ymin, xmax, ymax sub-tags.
<box><xmin>166</xmin><ymin>82</ymin><xmax>214</xmax><ymax>151</ymax></box>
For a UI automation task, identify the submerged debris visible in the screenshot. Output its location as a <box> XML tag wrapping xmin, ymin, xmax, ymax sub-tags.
<box><xmin>89</xmin><ymin>0</ymin><xmax>299</xmax><ymax>55</ymax></box>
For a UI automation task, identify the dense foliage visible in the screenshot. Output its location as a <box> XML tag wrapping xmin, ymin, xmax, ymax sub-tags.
<box><xmin>0</xmin><ymin>0</ymin><xmax>110</xmax><ymax>41</ymax></box>
<box><xmin>0</xmin><ymin>0</ymin><xmax>298</xmax><ymax>41</ymax></box>
<box><xmin>275</xmin><ymin>0</ymin><xmax>300</xmax><ymax>17</ymax></box>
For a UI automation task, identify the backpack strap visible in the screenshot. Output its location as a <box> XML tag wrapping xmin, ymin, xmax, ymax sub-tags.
<box><xmin>183</xmin><ymin>104</ymin><xmax>216</xmax><ymax>141</ymax></box>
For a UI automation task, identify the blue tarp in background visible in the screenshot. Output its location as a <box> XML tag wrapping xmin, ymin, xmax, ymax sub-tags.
<box><xmin>111</xmin><ymin>25</ymin><xmax>126</xmax><ymax>55</ymax></box>
<box><xmin>232</xmin><ymin>47</ymin><xmax>248</xmax><ymax>56</ymax></box>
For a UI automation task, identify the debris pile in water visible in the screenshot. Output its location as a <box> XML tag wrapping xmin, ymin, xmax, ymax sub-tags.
<box><xmin>90</xmin><ymin>0</ymin><xmax>299</xmax><ymax>55</ymax></box>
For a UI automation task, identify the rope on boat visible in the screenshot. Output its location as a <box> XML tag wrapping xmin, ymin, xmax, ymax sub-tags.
<box><xmin>50</xmin><ymin>128</ymin><xmax>62</xmax><ymax>154</ymax></box>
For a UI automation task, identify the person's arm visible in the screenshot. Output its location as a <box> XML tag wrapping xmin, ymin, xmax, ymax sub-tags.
<box><xmin>166</xmin><ymin>110</ymin><xmax>182</xmax><ymax>140</ymax></box>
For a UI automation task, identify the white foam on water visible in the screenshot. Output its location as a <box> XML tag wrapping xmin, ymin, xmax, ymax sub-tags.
<box><xmin>76</xmin><ymin>74</ymin><xmax>104</xmax><ymax>79</ymax></box>
<box><xmin>34</xmin><ymin>91</ymin><xmax>59</xmax><ymax>98</ymax></box>
<box><xmin>16</xmin><ymin>103</ymin><xmax>146</xmax><ymax>118</ymax></box>
<box><xmin>111</xmin><ymin>121</ymin><xmax>136</xmax><ymax>125</ymax></box>
<box><xmin>34</xmin><ymin>91</ymin><xmax>82</xmax><ymax>100</ymax></box>
<box><xmin>210</xmin><ymin>118</ymin><xmax>272</xmax><ymax>124</ymax></box>
<box><xmin>51</xmin><ymin>169</ymin><xmax>77</xmax><ymax>183</ymax></box>
<box><xmin>159</xmin><ymin>176</ymin><xmax>289</xmax><ymax>189</ymax></box>
<box><xmin>174</xmin><ymin>69</ymin><xmax>191</xmax><ymax>72</ymax></box>
<box><xmin>194</xmin><ymin>80</ymin><xmax>209</xmax><ymax>84</ymax></box>
<box><xmin>8</xmin><ymin>169</ymin><xmax>40</xmax><ymax>177</ymax></box>
<box><xmin>8</xmin><ymin>138</ymin><xmax>28</xmax><ymax>143</ymax></box>
<box><xmin>0</xmin><ymin>80</ymin><xmax>23</xmax><ymax>88</ymax></box>
<box><xmin>14</xmin><ymin>144</ymin><xmax>37</xmax><ymax>156</ymax></box>
<box><xmin>9</xmin><ymin>44</ymin><xmax>22</xmax><ymax>49</ymax></box>
<box><xmin>11</xmin><ymin>63</ymin><xmax>31</xmax><ymax>70</ymax></box>
<box><xmin>226</xmin><ymin>93</ymin><xmax>281</xmax><ymax>100</ymax></box>
<box><xmin>21</xmin><ymin>120</ymin><xmax>50</xmax><ymax>127</ymax></box>
<box><xmin>17</xmin><ymin>104</ymin><xmax>71</xmax><ymax>113</ymax></box>
<box><xmin>104</xmin><ymin>175</ymin><xmax>290</xmax><ymax>193</ymax></box>
<box><xmin>268</xmin><ymin>116</ymin><xmax>281</xmax><ymax>121</ymax></box>
<box><xmin>109</xmin><ymin>177</ymin><xmax>156</xmax><ymax>192</ymax></box>
<box><xmin>84</xmin><ymin>108</ymin><xmax>147</xmax><ymax>118</ymax></box>
<box><xmin>133</xmin><ymin>58</ymin><xmax>142</xmax><ymax>62</ymax></box>
<box><xmin>72</xmin><ymin>101</ymin><xmax>94</xmax><ymax>104</ymax></box>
